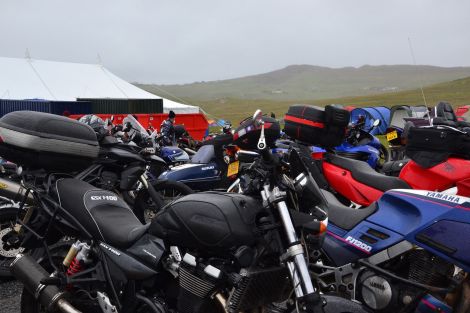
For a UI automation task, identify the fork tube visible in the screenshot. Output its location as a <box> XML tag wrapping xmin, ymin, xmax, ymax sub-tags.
<box><xmin>276</xmin><ymin>200</ymin><xmax>316</xmax><ymax>296</ymax></box>
<box><xmin>287</xmin><ymin>260</ymin><xmax>303</xmax><ymax>297</ymax></box>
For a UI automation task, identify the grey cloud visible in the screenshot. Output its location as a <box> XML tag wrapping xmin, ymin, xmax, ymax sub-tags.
<box><xmin>1</xmin><ymin>0</ymin><xmax>469</xmax><ymax>84</ymax></box>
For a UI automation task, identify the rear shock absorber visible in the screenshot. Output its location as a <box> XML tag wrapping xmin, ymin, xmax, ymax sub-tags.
<box><xmin>66</xmin><ymin>243</ymin><xmax>91</xmax><ymax>278</ymax></box>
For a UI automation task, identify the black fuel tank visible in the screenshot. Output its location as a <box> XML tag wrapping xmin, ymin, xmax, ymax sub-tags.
<box><xmin>150</xmin><ymin>192</ymin><xmax>264</xmax><ymax>251</ymax></box>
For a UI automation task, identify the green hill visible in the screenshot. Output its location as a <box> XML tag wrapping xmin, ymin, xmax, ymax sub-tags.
<box><xmin>138</xmin><ymin>64</ymin><xmax>470</xmax><ymax>101</ymax></box>
<box><xmin>187</xmin><ymin>76</ymin><xmax>470</xmax><ymax>122</ymax></box>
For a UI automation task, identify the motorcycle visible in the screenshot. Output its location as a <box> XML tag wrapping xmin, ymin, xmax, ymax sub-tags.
<box><xmin>322</xmin><ymin>123</ymin><xmax>470</xmax><ymax>207</ymax></box>
<box><xmin>0</xmin><ymin>112</ymin><xmax>190</xmax><ymax>276</ymax></box>
<box><xmin>334</xmin><ymin>119</ymin><xmax>389</xmax><ymax>170</ymax></box>
<box><xmin>7</xmin><ymin>109</ymin><xmax>367</xmax><ymax>313</ymax></box>
<box><xmin>233</xmin><ymin>115</ymin><xmax>470</xmax><ymax>312</ymax></box>
<box><xmin>158</xmin><ymin>133</ymin><xmax>238</xmax><ymax>191</ymax></box>
<box><xmin>120</xmin><ymin>115</ymin><xmax>190</xmax><ymax>170</ymax></box>
<box><xmin>314</xmin><ymin>184</ymin><xmax>470</xmax><ymax>313</ymax></box>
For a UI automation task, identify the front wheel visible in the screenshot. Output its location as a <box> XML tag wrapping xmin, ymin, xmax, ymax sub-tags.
<box><xmin>376</xmin><ymin>143</ymin><xmax>391</xmax><ymax>169</ymax></box>
<box><xmin>0</xmin><ymin>205</ymin><xmax>24</xmax><ymax>278</ymax></box>
<box><xmin>134</xmin><ymin>180</ymin><xmax>193</xmax><ymax>223</ymax></box>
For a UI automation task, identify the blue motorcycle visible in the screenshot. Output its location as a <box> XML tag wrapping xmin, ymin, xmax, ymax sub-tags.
<box><xmin>334</xmin><ymin>119</ymin><xmax>389</xmax><ymax>169</ymax></box>
<box><xmin>158</xmin><ymin>134</ymin><xmax>236</xmax><ymax>191</ymax></box>
<box><xmin>315</xmin><ymin>183</ymin><xmax>469</xmax><ymax>313</ymax></box>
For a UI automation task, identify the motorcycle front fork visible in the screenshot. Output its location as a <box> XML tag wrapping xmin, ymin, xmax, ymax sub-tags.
<box><xmin>261</xmin><ymin>186</ymin><xmax>324</xmax><ymax>312</ymax></box>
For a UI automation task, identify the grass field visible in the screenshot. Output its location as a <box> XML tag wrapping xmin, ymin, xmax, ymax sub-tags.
<box><xmin>183</xmin><ymin>76</ymin><xmax>470</xmax><ymax>122</ymax></box>
<box><xmin>139</xmin><ymin>65</ymin><xmax>470</xmax><ymax>102</ymax></box>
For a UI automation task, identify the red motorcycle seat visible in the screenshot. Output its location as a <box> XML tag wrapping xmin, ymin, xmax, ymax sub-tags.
<box><xmin>327</xmin><ymin>154</ymin><xmax>410</xmax><ymax>191</ymax></box>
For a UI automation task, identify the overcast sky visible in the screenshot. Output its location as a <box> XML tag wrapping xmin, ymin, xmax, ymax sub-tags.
<box><xmin>1</xmin><ymin>0</ymin><xmax>469</xmax><ymax>84</ymax></box>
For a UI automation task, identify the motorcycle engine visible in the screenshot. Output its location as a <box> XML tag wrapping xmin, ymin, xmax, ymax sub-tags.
<box><xmin>176</xmin><ymin>253</ymin><xmax>290</xmax><ymax>313</ymax></box>
<box><xmin>359</xmin><ymin>271</ymin><xmax>393</xmax><ymax>310</ymax></box>
<box><xmin>358</xmin><ymin>249</ymin><xmax>454</xmax><ymax>312</ymax></box>
<box><xmin>98</xmin><ymin>171</ymin><xmax>119</xmax><ymax>190</ymax></box>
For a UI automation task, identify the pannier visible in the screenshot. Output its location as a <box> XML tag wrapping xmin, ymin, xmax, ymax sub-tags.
<box><xmin>0</xmin><ymin>111</ymin><xmax>99</xmax><ymax>171</ymax></box>
<box><xmin>284</xmin><ymin>104</ymin><xmax>350</xmax><ymax>147</ymax></box>
<box><xmin>406</xmin><ymin>126</ymin><xmax>470</xmax><ymax>168</ymax></box>
<box><xmin>233</xmin><ymin>116</ymin><xmax>280</xmax><ymax>150</ymax></box>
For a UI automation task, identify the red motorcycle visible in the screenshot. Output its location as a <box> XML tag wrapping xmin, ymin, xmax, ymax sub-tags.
<box><xmin>322</xmin><ymin>102</ymin><xmax>470</xmax><ymax>206</ymax></box>
<box><xmin>323</xmin><ymin>154</ymin><xmax>470</xmax><ymax>206</ymax></box>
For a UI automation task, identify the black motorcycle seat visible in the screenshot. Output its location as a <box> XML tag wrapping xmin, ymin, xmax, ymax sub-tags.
<box><xmin>56</xmin><ymin>178</ymin><xmax>149</xmax><ymax>248</ymax></box>
<box><xmin>327</xmin><ymin>154</ymin><xmax>410</xmax><ymax>191</ymax></box>
<box><xmin>321</xmin><ymin>189</ymin><xmax>377</xmax><ymax>230</ymax></box>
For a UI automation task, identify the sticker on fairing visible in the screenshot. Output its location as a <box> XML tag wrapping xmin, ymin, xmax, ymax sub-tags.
<box><xmin>425</xmin><ymin>192</ymin><xmax>462</xmax><ymax>204</ymax></box>
<box><xmin>390</xmin><ymin>189</ymin><xmax>470</xmax><ymax>205</ymax></box>
<box><xmin>345</xmin><ymin>236</ymin><xmax>372</xmax><ymax>252</ymax></box>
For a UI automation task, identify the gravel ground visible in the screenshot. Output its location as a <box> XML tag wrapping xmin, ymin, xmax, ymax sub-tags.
<box><xmin>0</xmin><ymin>280</ymin><xmax>21</xmax><ymax>313</ymax></box>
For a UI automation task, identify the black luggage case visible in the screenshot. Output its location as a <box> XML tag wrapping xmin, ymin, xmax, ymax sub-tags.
<box><xmin>0</xmin><ymin>111</ymin><xmax>99</xmax><ymax>171</ymax></box>
<box><xmin>284</xmin><ymin>104</ymin><xmax>349</xmax><ymax>147</ymax></box>
<box><xmin>406</xmin><ymin>126</ymin><xmax>470</xmax><ymax>168</ymax></box>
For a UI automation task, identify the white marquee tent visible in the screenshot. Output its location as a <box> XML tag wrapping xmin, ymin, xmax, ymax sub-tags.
<box><xmin>0</xmin><ymin>57</ymin><xmax>199</xmax><ymax>114</ymax></box>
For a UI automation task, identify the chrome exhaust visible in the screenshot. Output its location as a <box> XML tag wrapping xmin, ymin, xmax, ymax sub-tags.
<box><xmin>10</xmin><ymin>254</ymin><xmax>82</xmax><ymax>313</ymax></box>
<box><xmin>0</xmin><ymin>177</ymin><xmax>34</xmax><ymax>205</ymax></box>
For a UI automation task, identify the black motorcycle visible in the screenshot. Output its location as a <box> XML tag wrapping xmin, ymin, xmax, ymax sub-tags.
<box><xmin>7</xmin><ymin>110</ymin><xmax>368</xmax><ymax>313</ymax></box>
<box><xmin>0</xmin><ymin>112</ymin><xmax>191</xmax><ymax>276</ymax></box>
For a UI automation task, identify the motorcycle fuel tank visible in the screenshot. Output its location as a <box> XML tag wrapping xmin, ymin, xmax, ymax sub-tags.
<box><xmin>158</xmin><ymin>162</ymin><xmax>221</xmax><ymax>191</ymax></box>
<box><xmin>150</xmin><ymin>192</ymin><xmax>264</xmax><ymax>251</ymax></box>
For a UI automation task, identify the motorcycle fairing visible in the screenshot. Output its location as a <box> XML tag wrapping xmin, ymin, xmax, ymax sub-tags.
<box><xmin>399</xmin><ymin>158</ymin><xmax>470</xmax><ymax>195</ymax></box>
<box><xmin>334</xmin><ymin>141</ymin><xmax>380</xmax><ymax>168</ymax></box>
<box><xmin>324</xmin><ymin>222</ymin><xmax>402</xmax><ymax>266</ymax></box>
<box><xmin>326</xmin><ymin>188</ymin><xmax>470</xmax><ymax>271</ymax></box>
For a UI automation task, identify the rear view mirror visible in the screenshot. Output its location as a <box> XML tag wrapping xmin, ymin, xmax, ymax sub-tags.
<box><xmin>253</xmin><ymin>110</ymin><xmax>263</xmax><ymax>127</ymax></box>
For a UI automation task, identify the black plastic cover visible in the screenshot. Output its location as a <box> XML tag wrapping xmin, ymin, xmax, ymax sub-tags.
<box><xmin>233</xmin><ymin>116</ymin><xmax>280</xmax><ymax>150</ymax></box>
<box><xmin>150</xmin><ymin>192</ymin><xmax>264</xmax><ymax>251</ymax></box>
<box><xmin>126</xmin><ymin>234</ymin><xmax>165</xmax><ymax>270</ymax></box>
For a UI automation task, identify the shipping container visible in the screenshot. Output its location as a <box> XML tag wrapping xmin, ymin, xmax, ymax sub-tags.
<box><xmin>0</xmin><ymin>99</ymin><xmax>50</xmax><ymax>116</ymax></box>
<box><xmin>78</xmin><ymin>98</ymin><xmax>163</xmax><ymax>114</ymax></box>
<box><xmin>49</xmin><ymin>101</ymin><xmax>92</xmax><ymax>115</ymax></box>
<box><xmin>0</xmin><ymin>99</ymin><xmax>92</xmax><ymax>117</ymax></box>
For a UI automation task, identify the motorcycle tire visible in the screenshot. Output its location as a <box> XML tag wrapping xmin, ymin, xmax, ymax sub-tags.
<box><xmin>0</xmin><ymin>205</ymin><xmax>23</xmax><ymax>278</ymax></box>
<box><xmin>377</xmin><ymin>143</ymin><xmax>391</xmax><ymax>169</ymax></box>
<box><xmin>134</xmin><ymin>180</ymin><xmax>193</xmax><ymax>223</ymax></box>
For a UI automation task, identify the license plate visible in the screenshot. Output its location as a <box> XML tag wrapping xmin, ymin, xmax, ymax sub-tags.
<box><xmin>227</xmin><ymin>161</ymin><xmax>240</xmax><ymax>177</ymax></box>
<box><xmin>386</xmin><ymin>130</ymin><xmax>398</xmax><ymax>141</ymax></box>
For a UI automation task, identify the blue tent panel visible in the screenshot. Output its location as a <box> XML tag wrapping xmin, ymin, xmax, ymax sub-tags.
<box><xmin>350</xmin><ymin>106</ymin><xmax>391</xmax><ymax>135</ymax></box>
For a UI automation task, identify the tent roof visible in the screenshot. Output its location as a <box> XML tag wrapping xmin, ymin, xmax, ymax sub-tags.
<box><xmin>0</xmin><ymin>57</ymin><xmax>158</xmax><ymax>100</ymax></box>
<box><xmin>0</xmin><ymin>56</ymin><xmax>199</xmax><ymax>113</ymax></box>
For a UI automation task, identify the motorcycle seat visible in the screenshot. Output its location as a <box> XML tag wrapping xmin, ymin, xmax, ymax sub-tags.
<box><xmin>56</xmin><ymin>178</ymin><xmax>149</xmax><ymax>248</ymax></box>
<box><xmin>327</xmin><ymin>154</ymin><xmax>410</xmax><ymax>191</ymax></box>
<box><xmin>321</xmin><ymin>189</ymin><xmax>377</xmax><ymax>230</ymax></box>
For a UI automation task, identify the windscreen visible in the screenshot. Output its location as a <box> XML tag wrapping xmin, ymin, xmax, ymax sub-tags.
<box><xmin>123</xmin><ymin>115</ymin><xmax>149</xmax><ymax>141</ymax></box>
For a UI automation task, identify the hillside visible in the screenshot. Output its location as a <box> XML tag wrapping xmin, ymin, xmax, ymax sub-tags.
<box><xmin>138</xmin><ymin>65</ymin><xmax>470</xmax><ymax>101</ymax></box>
<box><xmin>188</xmin><ymin>76</ymin><xmax>470</xmax><ymax>123</ymax></box>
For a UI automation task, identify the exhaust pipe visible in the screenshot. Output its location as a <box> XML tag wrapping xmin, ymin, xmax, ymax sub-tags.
<box><xmin>10</xmin><ymin>254</ymin><xmax>82</xmax><ymax>313</ymax></box>
<box><xmin>0</xmin><ymin>177</ymin><xmax>34</xmax><ymax>205</ymax></box>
